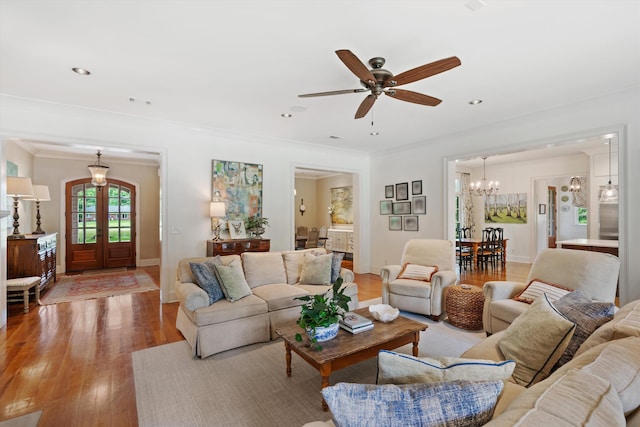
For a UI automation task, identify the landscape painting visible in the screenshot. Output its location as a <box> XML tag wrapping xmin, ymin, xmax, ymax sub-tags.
<box><xmin>330</xmin><ymin>186</ymin><xmax>353</xmax><ymax>225</ymax></box>
<box><xmin>484</xmin><ymin>193</ymin><xmax>527</xmax><ymax>224</ymax></box>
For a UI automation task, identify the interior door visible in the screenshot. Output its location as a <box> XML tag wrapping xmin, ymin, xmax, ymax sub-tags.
<box><xmin>66</xmin><ymin>179</ymin><xmax>136</xmax><ymax>272</ymax></box>
<box><xmin>547</xmin><ymin>186</ymin><xmax>557</xmax><ymax>248</ymax></box>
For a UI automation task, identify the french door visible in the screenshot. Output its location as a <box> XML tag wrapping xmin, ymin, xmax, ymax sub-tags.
<box><xmin>65</xmin><ymin>178</ymin><xmax>136</xmax><ymax>272</ymax></box>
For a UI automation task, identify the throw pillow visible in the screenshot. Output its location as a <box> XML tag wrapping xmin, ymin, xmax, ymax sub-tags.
<box><xmin>322</xmin><ymin>380</ymin><xmax>504</xmax><ymax>427</ymax></box>
<box><xmin>398</xmin><ymin>263</ymin><xmax>438</xmax><ymax>282</ymax></box>
<box><xmin>498</xmin><ymin>294</ymin><xmax>576</xmax><ymax>387</ymax></box>
<box><xmin>376</xmin><ymin>350</ymin><xmax>515</xmax><ymax>385</ymax></box>
<box><xmin>514</xmin><ymin>279</ymin><xmax>572</xmax><ymax>304</ymax></box>
<box><xmin>213</xmin><ymin>261</ymin><xmax>252</xmax><ymax>302</ymax></box>
<box><xmin>189</xmin><ymin>256</ymin><xmax>225</xmax><ymax>304</ymax></box>
<box><xmin>552</xmin><ymin>290</ymin><xmax>615</xmax><ymax>369</ymax></box>
<box><xmin>299</xmin><ymin>253</ymin><xmax>332</xmax><ymax>285</ymax></box>
<box><xmin>330</xmin><ymin>252</ymin><xmax>345</xmax><ymax>284</ymax></box>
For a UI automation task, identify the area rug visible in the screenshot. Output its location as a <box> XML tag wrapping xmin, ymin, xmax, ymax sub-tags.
<box><xmin>133</xmin><ymin>305</ymin><xmax>484</xmax><ymax>427</ymax></box>
<box><xmin>40</xmin><ymin>270</ymin><xmax>157</xmax><ymax>305</ymax></box>
<box><xmin>0</xmin><ymin>411</ymin><xmax>41</xmax><ymax>427</ymax></box>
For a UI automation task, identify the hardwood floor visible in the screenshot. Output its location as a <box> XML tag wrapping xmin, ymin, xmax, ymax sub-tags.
<box><xmin>1</xmin><ymin>262</ymin><xmax>530</xmax><ymax>425</ymax></box>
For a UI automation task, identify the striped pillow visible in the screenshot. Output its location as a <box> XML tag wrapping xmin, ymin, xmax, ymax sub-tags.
<box><xmin>398</xmin><ymin>264</ymin><xmax>438</xmax><ymax>282</ymax></box>
<box><xmin>514</xmin><ymin>279</ymin><xmax>571</xmax><ymax>304</ymax></box>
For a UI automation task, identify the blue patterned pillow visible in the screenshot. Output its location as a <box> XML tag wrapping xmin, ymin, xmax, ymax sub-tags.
<box><xmin>189</xmin><ymin>257</ymin><xmax>225</xmax><ymax>304</ymax></box>
<box><xmin>552</xmin><ymin>290</ymin><xmax>615</xmax><ymax>369</ymax></box>
<box><xmin>322</xmin><ymin>380</ymin><xmax>503</xmax><ymax>427</ymax></box>
<box><xmin>331</xmin><ymin>252</ymin><xmax>345</xmax><ymax>284</ymax></box>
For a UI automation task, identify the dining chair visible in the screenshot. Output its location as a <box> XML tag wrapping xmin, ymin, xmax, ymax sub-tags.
<box><xmin>456</xmin><ymin>227</ymin><xmax>473</xmax><ymax>271</ymax></box>
<box><xmin>491</xmin><ymin>227</ymin><xmax>504</xmax><ymax>266</ymax></box>
<box><xmin>305</xmin><ymin>228</ymin><xmax>319</xmax><ymax>248</ymax></box>
<box><xmin>477</xmin><ymin>228</ymin><xmax>497</xmax><ymax>269</ymax></box>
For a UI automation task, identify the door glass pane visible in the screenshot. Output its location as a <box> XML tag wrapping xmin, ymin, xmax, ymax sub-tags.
<box><xmin>108</xmin><ymin>228</ymin><xmax>119</xmax><ymax>242</ymax></box>
<box><xmin>120</xmin><ymin>228</ymin><xmax>131</xmax><ymax>242</ymax></box>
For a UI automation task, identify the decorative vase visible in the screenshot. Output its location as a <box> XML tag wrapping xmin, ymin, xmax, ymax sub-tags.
<box><xmin>307</xmin><ymin>322</ymin><xmax>340</xmax><ymax>342</ymax></box>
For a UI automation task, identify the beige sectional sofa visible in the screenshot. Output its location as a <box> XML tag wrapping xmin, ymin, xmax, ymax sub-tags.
<box><xmin>175</xmin><ymin>248</ymin><xmax>358</xmax><ymax>358</ymax></box>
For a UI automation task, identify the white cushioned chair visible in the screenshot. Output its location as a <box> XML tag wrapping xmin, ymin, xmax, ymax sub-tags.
<box><xmin>483</xmin><ymin>248</ymin><xmax>619</xmax><ymax>335</ymax></box>
<box><xmin>380</xmin><ymin>239</ymin><xmax>457</xmax><ymax>321</ymax></box>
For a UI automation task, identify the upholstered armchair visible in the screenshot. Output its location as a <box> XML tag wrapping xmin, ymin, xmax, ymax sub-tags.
<box><xmin>380</xmin><ymin>239</ymin><xmax>457</xmax><ymax>321</ymax></box>
<box><xmin>483</xmin><ymin>248</ymin><xmax>620</xmax><ymax>335</ymax></box>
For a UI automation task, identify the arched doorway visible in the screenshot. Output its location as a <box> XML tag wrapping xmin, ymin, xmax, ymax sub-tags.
<box><xmin>65</xmin><ymin>178</ymin><xmax>136</xmax><ymax>272</ymax></box>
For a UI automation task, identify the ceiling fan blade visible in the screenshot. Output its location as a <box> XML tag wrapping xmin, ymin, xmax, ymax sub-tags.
<box><xmin>336</xmin><ymin>50</ymin><xmax>376</xmax><ymax>85</ymax></box>
<box><xmin>354</xmin><ymin>94</ymin><xmax>376</xmax><ymax>119</ymax></box>
<box><xmin>385</xmin><ymin>89</ymin><xmax>442</xmax><ymax>106</ymax></box>
<box><xmin>298</xmin><ymin>88</ymin><xmax>368</xmax><ymax>98</ymax></box>
<box><xmin>388</xmin><ymin>56</ymin><xmax>461</xmax><ymax>87</ymax></box>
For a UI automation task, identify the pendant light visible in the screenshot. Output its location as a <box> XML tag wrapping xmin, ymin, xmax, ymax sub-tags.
<box><xmin>599</xmin><ymin>138</ymin><xmax>618</xmax><ymax>204</ymax></box>
<box><xmin>88</xmin><ymin>150</ymin><xmax>109</xmax><ymax>188</ymax></box>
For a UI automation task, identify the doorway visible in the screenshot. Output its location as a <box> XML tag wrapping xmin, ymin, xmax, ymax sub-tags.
<box><xmin>65</xmin><ymin>178</ymin><xmax>136</xmax><ymax>272</ymax></box>
<box><xmin>547</xmin><ymin>186</ymin><xmax>557</xmax><ymax>248</ymax></box>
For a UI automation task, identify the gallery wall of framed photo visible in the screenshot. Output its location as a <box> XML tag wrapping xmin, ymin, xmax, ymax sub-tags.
<box><xmin>381</xmin><ymin>180</ymin><xmax>426</xmax><ymax>231</ymax></box>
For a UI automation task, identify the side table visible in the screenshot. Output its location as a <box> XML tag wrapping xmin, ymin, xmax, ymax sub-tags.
<box><xmin>446</xmin><ymin>285</ymin><xmax>485</xmax><ymax>330</ymax></box>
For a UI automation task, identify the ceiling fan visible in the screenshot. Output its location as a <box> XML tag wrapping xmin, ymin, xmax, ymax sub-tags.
<box><xmin>298</xmin><ymin>49</ymin><xmax>461</xmax><ymax>119</ymax></box>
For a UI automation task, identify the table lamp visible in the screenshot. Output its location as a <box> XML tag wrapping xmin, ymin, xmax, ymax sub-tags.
<box><xmin>24</xmin><ymin>184</ymin><xmax>51</xmax><ymax>234</ymax></box>
<box><xmin>7</xmin><ymin>176</ymin><xmax>34</xmax><ymax>239</ymax></box>
<box><xmin>210</xmin><ymin>199</ymin><xmax>226</xmax><ymax>241</ymax></box>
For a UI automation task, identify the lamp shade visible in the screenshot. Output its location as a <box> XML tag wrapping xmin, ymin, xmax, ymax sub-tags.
<box><xmin>7</xmin><ymin>177</ymin><xmax>34</xmax><ymax>197</ymax></box>
<box><xmin>24</xmin><ymin>185</ymin><xmax>51</xmax><ymax>202</ymax></box>
<box><xmin>210</xmin><ymin>201</ymin><xmax>226</xmax><ymax>218</ymax></box>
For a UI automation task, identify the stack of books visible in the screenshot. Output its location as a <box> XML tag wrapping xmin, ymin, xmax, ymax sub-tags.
<box><xmin>340</xmin><ymin>312</ymin><xmax>374</xmax><ymax>334</ymax></box>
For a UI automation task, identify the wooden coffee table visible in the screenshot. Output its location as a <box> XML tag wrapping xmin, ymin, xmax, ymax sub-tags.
<box><xmin>275</xmin><ymin>307</ymin><xmax>428</xmax><ymax>411</ymax></box>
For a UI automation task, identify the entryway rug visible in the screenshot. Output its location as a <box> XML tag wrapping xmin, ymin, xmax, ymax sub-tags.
<box><xmin>40</xmin><ymin>270</ymin><xmax>157</xmax><ymax>305</ymax></box>
<box><xmin>133</xmin><ymin>309</ymin><xmax>484</xmax><ymax>426</ymax></box>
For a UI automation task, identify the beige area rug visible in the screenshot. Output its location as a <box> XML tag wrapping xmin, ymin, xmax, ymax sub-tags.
<box><xmin>0</xmin><ymin>411</ymin><xmax>41</xmax><ymax>427</ymax></box>
<box><xmin>40</xmin><ymin>270</ymin><xmax>157</xmax><ymax>305</ymax></box>
<box><xmin>133</xmin><ymin>300</ymin><xmax>484</xmax><ymax>427</ymax></box>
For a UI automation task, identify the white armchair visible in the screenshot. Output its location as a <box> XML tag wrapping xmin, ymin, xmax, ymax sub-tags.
<box><xmin>483</xmin><ymin>248</ymin><xmax>620</xmax><ymax>335</ymax></box>
<box><xmin>380</xmin><ymin>239</ymin><xmax>457</xmax><ymax>321</ymax></box>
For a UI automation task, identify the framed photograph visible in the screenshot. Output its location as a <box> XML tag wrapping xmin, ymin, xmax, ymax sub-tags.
<box><xmin>395</xmin><ymin>182</ymin><xmax>409</xmax><ymax>201</ymax></box>
<box><xmin>389</xmin><ymin>216</ymin><xmax>402</xmax><ymax>231</ymax></box>
<box><xmin>404</xmin><ymin>216</ymin><xmax>419</xmax><ymax>231</ymax></box>
<box><xmin>412</xmin><ymin>180</ymin><xmax>422</xmax><ymax>195</ymax></box>
<box><xmin>380</xmin><ymin>200</ymin><xmax>392</xmax><ymax>215</ymax></box>
<box><xmin>538</xmin><ymin>203</ymin><xmax>546</xmax><ymax>215</ymax></box>
<box><xmin>385</xmin><ymin>185</ymin><xmax>394</xmax><ymax>199</ymax></box>
<box><xmin>392</xmin><ymin>201</ymin><xmax>411</xmax><ymax>215</ymax></box>
<box><xmin>412</xmin><ymin>196</ymin><xmax>426</xmax><ymax>214</ymax></box>
<box><xmin>228</xmin><ymin>220</ymin><xmax>247</xmax><ymax>239</ymax></box>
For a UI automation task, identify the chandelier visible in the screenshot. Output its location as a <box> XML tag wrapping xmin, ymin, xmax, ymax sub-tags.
<box><xmin>88</xmin><ymin>149</ymin><xmax>109</xmax><ymax>188</ymax></box>
<box><xmin>469</xmin><ymin>157</ymin><xmax>499</xmax><ymax>196</ymax></box>
<box><xmin>569</xmin><ymin>176</ymin><xmax>582</xmax><ymax>192</ymax></box>
<box><xmin>600</xmin><ymin>137</ymin><xmax>618</xmax><ymax>203</ymax></box>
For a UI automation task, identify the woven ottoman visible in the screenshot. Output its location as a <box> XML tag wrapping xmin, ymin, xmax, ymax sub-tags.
<box><xmin>446</xmin><ymin>285</ymin><xmax>484</xmax><ymax>330</ymax></box>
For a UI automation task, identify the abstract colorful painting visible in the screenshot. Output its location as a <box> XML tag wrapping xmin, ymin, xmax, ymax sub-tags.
<box><xmin>212</xmin><ymin>159</ymin><xmax>263</xmax><ymax>222</ymax></box>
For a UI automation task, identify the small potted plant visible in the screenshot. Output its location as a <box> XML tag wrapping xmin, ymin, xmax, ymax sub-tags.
<box><xmin>294</xmin><ymin>277</ymin><xmax>351</xmax><ymax>350</ymax></box>
<box><xmin>245</xmin><ymin>215</ymin><xmax>269</xmax><ymax>238</ymax></box>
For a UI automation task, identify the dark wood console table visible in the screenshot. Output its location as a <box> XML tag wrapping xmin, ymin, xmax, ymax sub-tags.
<box><xmin>7</xmin><ymin>233</ymin><xmax>57</xmax><ymax>291</ymax></box>
<box><xmin>206</xmin><ymin>239</ymin><xmax>270</xmax><ymax>257</ymax></box>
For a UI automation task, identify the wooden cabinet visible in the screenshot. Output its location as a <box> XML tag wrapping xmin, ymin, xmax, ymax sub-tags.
<box><xmin>325</xmin><ymin>229</ymin><xmax>353</xmax><ymax>254</ymax></box>
<box><xmin>7</xmin><ymin>233</ymin><xmax>57</xmax><ymax>291</ymax></box>
<box><xmin>206</xmin><ymin>239</ymin><xmax>270</xmax><ymax>257</ymax></box>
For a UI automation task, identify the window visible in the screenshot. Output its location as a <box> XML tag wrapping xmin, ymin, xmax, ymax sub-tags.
<box><xmin>575</xmin><ymin>207</ymin><xmax>588</xmax><ymax>225</ymax></box>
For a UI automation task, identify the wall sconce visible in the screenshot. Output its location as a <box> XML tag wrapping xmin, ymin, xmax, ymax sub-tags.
<box><xmin>299</xmin><ymin>198</ymin><xmax>306</xmax><ymax>216</ymax></box>
<box><xmin>210</xmin><ymin>191</ymin><xmax>226</xmax><ymax>241</ymax></box>
<box><xmin>88</xmin><ymin>149</ymin><xmax>109</xmax><ymax>188</ymax></box>
<box><xmin>24</xmin><ymin>184</ymin><xmax>51</xmax><ymax>234</ymax></box>
<box><xmin>7</xmin><ymin>176</ymin><xmax>34</xmax><ymax>239</ymax></box>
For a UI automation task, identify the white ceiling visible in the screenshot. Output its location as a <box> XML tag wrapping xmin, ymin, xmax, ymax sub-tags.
<box><xmin>1</xmin><ymin>0</ymin><xmax>639</xmax><ymax>162</ymax></box>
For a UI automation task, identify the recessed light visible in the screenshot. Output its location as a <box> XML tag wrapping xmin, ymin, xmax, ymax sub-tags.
<box><xmin>329</xmin><ymin>135</ymin><xmax>342</xmax><ymax>140</ymax></box>
<box><xmin>370</xmin><ymin>132</ymin><xmax>380</xmax><ymax>136</ymax></box>
<box><xmin>281</xmin><ymin>113</ymin><xmax>293</xmax><ymax>118</ymax></box>
<box><xmin>468</xmin><ymin>99</ymin><xmax>483</xmax><ymax>105</ymax></box>
<box><xmin>72</xmin><ymin>67</ymin><xmax>91</xmax><ymax>75</ymax></box>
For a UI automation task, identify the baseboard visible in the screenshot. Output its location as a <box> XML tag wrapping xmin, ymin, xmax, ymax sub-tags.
<box><xmin>139</xmin><ymin>258</ymin><xmax>160</xmax><ymax>267</ymax></box>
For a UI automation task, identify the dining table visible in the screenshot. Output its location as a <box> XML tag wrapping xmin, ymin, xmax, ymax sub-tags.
<box><xmin>457</xmin><ymin>237</ymin><xmax>509</xmax><ymax>267</ymax></box>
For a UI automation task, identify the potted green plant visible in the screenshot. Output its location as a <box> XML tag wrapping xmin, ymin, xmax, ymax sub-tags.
<box><xmin>294</xmin><ymin>277</ymin><xmax>351</xmax><ymax>350</ymax></box>
<box><xmin>244</xmin><ymin>215</ymin><xmax>269</xmax><ymax>238</ymax></box>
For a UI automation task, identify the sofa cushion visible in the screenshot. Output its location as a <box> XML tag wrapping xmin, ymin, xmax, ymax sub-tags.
<box><xmin>330</xmin><ymin>252</ymin><xmax>345</xmax><ymax>284</ymax></box>
<box><xmin>250</xmin><ymin>283</ymin><xmax>308</xmax><ymax>311</ymax></box>
<box><xmin>551</xmin><ymin>290</ymin><xmax>615</xmax><ymax>369</ymax></box>
<box><xmin>387</xmin><ymin>279</ymin><xmax>431</xmax><ymax>299</ymax></box>
<box><xmin>282</xmin><ymin>249</ymin><xmax>327</xmax><ymax>284</ymax></box>
<box><xmin>485</xmin><ymin>369</ymin><xmax>625</xmax><ymax>427</ymax></box>
<box><xmin>575</xmin><ymin>299</ymin><xmax>640</xmax><ymax>356</ymax></box>
<box><xmin>376</xmin><ymin>350</ymin><xmax>515</xmax><ymax>385</ymax></box>
<box><xmin>241</xmin><ymin>252</ymin><xmax>287</xmax><ymax>288</ymax></box>
<box><xmin>488</xmin><ymin>299</ymin><xmax>530</xmax><ymax>326</ymax></box>
<box><xmin>214</xmin><ymin>261</ymin><xmax>252</xmax><ymax>302</ymax></box>
<box><xmin>192</xmin><ymin>295</ymin><xmax>268</xmax><ymax>327</ymax></box>
<box><xmin>299</xmin><ymin>253</ymin><xmax>332</xmax><ymax>285</ymax></box>
<box><xmin>189</xmin><ymin>256</ymin><xmax>225</xmax><ymax>304</ymax></box>
<box><xmin>513</xmin><ymin>279</ymin><xmax>571</xmax><ymax>304</ymax></box>
<box><xmin>322</xmin><ymin>380</ymin><xmax>504</xmax><ymax>427</ymax></box>
<box><xmin>398</xmin><ymin>263</ymin><xmax>438</xmax><ymax>282</ymax></box>
<box><xmin>498</xmin><ymin>294</ymin><xmax>575</xmax><ymax>387</ymax></box>
<box><xmin>551</xmin><ymin>336</ymin><xmax>640</xmax><ymax>416</ymax></box>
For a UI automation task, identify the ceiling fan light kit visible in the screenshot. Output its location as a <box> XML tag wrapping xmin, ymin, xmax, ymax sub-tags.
<box><xmin>298</xmin><ymin>49</ymin><xmax>461</xmax><ymax>119</ymax></box>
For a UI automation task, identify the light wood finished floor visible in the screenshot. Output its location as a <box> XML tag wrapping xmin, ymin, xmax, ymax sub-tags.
<box><xmin>1</xmin><ymin>262</ymin><xmax>530</xmax><ymax>425</ymax></box>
